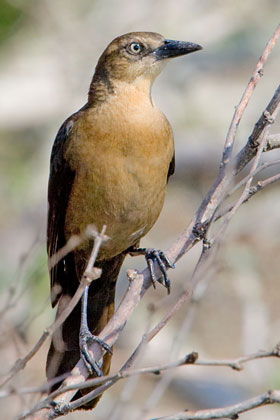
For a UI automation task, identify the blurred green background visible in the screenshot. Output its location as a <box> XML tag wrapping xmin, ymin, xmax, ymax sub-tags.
<box><xmin>0</xmin><ymin>0</ymin><xmax>280</xmax><ymax>419</ymax></box>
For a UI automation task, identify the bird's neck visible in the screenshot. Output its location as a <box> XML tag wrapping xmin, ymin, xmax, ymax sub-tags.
<box><xmin>88</xmin><ymin>71</ymin><xmax>154</xmax><ymax>107</ymax></box>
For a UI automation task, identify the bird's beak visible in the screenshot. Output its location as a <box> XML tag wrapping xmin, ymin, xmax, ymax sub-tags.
<box><xmin>154</xmin><ymin>40</ymin><xmax>202</xmax><ymax>60</ymax></box>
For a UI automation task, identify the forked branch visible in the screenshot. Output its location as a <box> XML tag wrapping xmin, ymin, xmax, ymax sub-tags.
<box><xmin>17</xmin><ymin>24</ymin><xmax>280</xmax><ymax>419</ymax></box>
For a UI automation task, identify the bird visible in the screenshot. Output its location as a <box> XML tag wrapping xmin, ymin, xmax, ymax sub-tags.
<box><xmin>46</xmin><ymin>31</ymin><xmax>202</xmax><ymax>409</ymax></box>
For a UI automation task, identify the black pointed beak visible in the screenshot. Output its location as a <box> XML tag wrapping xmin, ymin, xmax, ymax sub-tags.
<box><xmin>154</xmin><ymin>39</ymin><xmax>202</xmax><ymax>60</ymax></box>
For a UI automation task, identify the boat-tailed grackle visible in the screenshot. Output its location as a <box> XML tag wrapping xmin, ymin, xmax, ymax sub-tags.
<box><xmin>46</xmin><ymin>31</ymin><xmax>202</xmax><ymax>409</ymax></box>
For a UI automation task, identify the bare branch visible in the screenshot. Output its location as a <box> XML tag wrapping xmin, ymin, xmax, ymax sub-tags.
<box><xmin>228</xmin><ymin>158</ymin><xmax>280</xmax><ymax>197</ymax></box>
<box><xmin>235</xmin><ymin>84</ymin><xmax>280</xmax><ymax>173</ymax></box>
<box><xmin>17</xmin><ymin>25</ymin><xmax>280</xmax><ymax>420</ymax></box>
<box><xmin>214</xmin><ymin>169</ymin><xmax>280</xmax><ymax>222</ymax></box>
<box><xmin>48</xmin><ymin>224</ymin><xmax>109</xmax><ymax>270</ymax></box>
<box><xmin>0</xmin><ymin>235</ymin><xmax>42</xmax><ymax>318</ymax></box>
<box><xmin>196</xmin><ymin>343</ymin><xmax>280</xmax><ymax>370</ymax></box>
<box><xmin>0</xmin><ymin>226</ymin><xmax>107</xmax><ymax>389</ymax></box>
<box><xmin>221</xmin><ymin>25</ymin><xmax>280</xmax><ymax>168</ymax></box>
<box><xmin>16</xmin><ymin>344</ymin><xmax>280</xmax><ymax>419</ymax></box>
<box><xmin>7</xmin><ymin>344</ymin><xmax>280</xmax><ymax>400</ymax></box>
<box><xmin>264</xmin><ymin>133</ymin><xmax>280</xmax><ymax>151</ymax></box>
<box><xmin>211</xmin><ymin>127</ymin><xmax>269</xmax><ymax>242</ymax></box>
<box><xmin>21</xmin><ymin>25</ymin><xmax>280</xmax><ymax>419</ymax></box>
<box><xmin>149</xmin><ymin>390</ymin><xmax>280</xmax><ymax>420</ymax></box>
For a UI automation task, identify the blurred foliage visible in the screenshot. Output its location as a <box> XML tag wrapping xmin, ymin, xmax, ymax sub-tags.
<box><xmin>0</xmin><ymin>128</ymin><xmax>43</xmax><ymax>226</ymax></box>
<box><xmin>0</xmin><ymin>0</ymin><xmax>26</xmax><ymax>44</ymax></box>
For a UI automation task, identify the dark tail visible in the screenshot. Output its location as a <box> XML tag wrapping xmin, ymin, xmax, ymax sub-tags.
<box><xmin>46</xmin><ymin>252</ymin><xmax>125</xmax><ymax>409</ymax></box>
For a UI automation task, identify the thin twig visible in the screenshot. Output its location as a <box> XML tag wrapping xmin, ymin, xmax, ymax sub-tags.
<box><xmin>196</xmin><ymin>343</ymin><xmax>280</xmax><ymax>370</ymax></box>
<box><xmin>214</xmin><ymin>158</ymin><xmax>280</xmax><ymax>221</ymax></box>
<box><xmin>221</xmin><ymin>25</ymin><xmax>280</xmax><ymax>168</ymax></box>
<box><xmin>15</xmin><ymin>343</ymin><xmax>280</xmax><ymax>419</ymax></box>
<box><xmin>214</xmin><ymin>169</ymin><xmax>280</xmax><ymax>222</ymax></box>
<box><xmin>0</xmin><ymin>226</ymin><xmax>107</xmax><ymax>389</ymax></box>
<box><xmin>48</xmin><ymin>224</ymin><xmax>108</xmax><ymax>270</ymax></box>
<box><xmin>235</xmin><ymin>84</ymin><xmax>280</xmax><ymax>173</ymax></box>
<box><xmin>0</xmin><ymin>236</ymin><xmax>43</xmax><ymax>318</ymax></box>
<box><xmin>149</xmin><ymin>390</ymin><xmax>280</xmax><ymax>420</ymax></box>
<box><xmin>171</xmin><ymin>32</ymin><xmax>280</xmax><ymax>264</ymax></box>
<box><xmin>211</xmin><ymin>127</ymin><xmax>269</xmax><ymax>243</ymax></box>
<box><xmin>20</xmin><ymin>25</ymin><xmax>280</xmax><ymax>419</ymax></box>
<box><xmin>135</xmin><ymin>308</ymin><xmax>204</xmax><ymax>420</ymax></box>
<box><xmin>24</xmin><ymin>240</ymin><xmax>219</xmax><ymax>417</ymax></box>
<box><xmin>264</xmin><ymin>133</ymin><xmax>280</xmax><ymax>151</ymax></box>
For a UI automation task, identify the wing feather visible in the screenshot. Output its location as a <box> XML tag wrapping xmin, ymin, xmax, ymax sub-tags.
<box><xmin>47</xmin><ymin>117</ymin><xmax>76</xmax><ymax>307</ymax></box>
<box><xmin>167</xmin><ymin>153</ymin><xmax>175</xmax><ymax>181</ymax></box>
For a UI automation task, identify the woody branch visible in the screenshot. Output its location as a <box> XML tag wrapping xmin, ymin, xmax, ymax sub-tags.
<box><xmin>15</xmin><ymin>24</ymin><xmax>280</xmax><ymax>419</ymax></box>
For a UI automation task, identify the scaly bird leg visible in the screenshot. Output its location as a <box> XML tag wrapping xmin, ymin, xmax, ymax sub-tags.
<box><xmin>80</xmin><ymin>285</ymin><xmax>112</xmax><ymax>376</ymax></box>
<box><xmin>129</xmin><ymin>247</ymin><xmax>175</xmax><ymax>294</ymax></box>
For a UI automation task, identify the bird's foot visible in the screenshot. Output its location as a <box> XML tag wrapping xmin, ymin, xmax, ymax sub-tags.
<box><xmin>79</xmin><ymin>326</ymin><xmax>112</xmax><ymax>376</ymax></box>
<box><xmin>129</xmin><ymin>247</ymin><xmax>175</xmax><ymax>294</ymax></box>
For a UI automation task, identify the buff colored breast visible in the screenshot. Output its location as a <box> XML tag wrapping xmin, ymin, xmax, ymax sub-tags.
<box><xmin>64</xmin><ymin>84</ymin><xmax>174</xmax><ymax>260</ymax></box>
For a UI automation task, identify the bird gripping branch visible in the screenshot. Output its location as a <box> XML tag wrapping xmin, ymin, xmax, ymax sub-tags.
<box><xmin>46</xmin><ymin>31</ymin><xmax>202</xmax><ymax>409</ymax></box>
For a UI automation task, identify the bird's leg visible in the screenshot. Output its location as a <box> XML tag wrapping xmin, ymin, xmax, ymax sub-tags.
<box><xmin>79</xmin><ymin>285</ymin><xmax>112</xmax><ymax>376</ymax></box>
<box><xmin>129</xmin><ymin>247</ymin><xmax>175</xmax><ymax>294</ymax></box>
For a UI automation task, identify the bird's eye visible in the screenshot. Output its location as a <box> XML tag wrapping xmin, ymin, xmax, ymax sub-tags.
<box><xmin>127</xmin><ymin>42</ymin><xmax>144</xmax><ymax>55</ymax></box>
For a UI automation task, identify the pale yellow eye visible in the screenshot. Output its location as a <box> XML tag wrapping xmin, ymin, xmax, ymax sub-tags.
<box><xmin>128</xmin><ymin>42</ymin><xmax>144</xmax><ymax>55</ymax></box>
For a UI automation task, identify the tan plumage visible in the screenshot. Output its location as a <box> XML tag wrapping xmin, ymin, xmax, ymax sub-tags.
<box><xmin>46</xmin><ymin>31</ymin><xmax>201</xmax><ymax>409</ymax></box>
<box><xmin>64</xmin><ymin>82</ymin><xmax>174</xmax><ymax>260</ymax></box>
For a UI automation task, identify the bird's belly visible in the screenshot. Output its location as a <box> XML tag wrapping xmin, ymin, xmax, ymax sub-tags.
<box><xmin>65</xmin><ymin>158</ymin><xmax>167</xmax><ymax>260</ymax></box>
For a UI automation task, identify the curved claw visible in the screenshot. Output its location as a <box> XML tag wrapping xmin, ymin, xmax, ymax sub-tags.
<box><xmin>144</xmin><ymin>248</ymin><xmax>174</xmax><ymax>294</ymax></box>
<box><xmin>158</xmin><ymin>250</ymin><xmax>175</xmax><ymax>269</ymax></box>
<box><xmin>79</xmin><ymin>327</ymin><xmax>112</xmax><ymax>376</ymax></box>
<box><xmin>128</xmin><ymin>246</ymin><xmax>175</xmax><ymax>294</ymax></box>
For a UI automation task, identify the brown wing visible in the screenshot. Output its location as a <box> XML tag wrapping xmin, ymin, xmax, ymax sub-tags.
<box><xmin>47</xmin><ymin>117</ymin><xmax>77</xmax><ymax>307</ymax></box>
<box><xmin>167</xmin><ymin>153</ymin><xmax>175</xmax><ymax>181</ymax></box>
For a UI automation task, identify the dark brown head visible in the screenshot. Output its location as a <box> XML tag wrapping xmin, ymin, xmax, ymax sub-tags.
<box><xmin>89</xmin><ymin>32</ymin><xmax>202</xmax><ymax>101</ymax></box>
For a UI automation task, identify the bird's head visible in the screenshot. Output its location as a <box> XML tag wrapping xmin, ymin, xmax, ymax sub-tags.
<box><xmin>93</xmin><ymin>32</ymin><xmax>202</xmax><ymax>88</ymax></box>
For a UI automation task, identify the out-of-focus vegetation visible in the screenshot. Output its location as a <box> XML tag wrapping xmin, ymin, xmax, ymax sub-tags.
<box><xmin>0</xmin><ymin>1</ymin><xmax>280</xmax><ymax>419</ymax></box>
<box><xmin>0</xmin><ymin>0</ymin><xmax>25</xmax><ymax>44</ymax></box>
